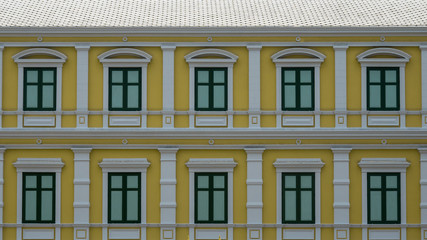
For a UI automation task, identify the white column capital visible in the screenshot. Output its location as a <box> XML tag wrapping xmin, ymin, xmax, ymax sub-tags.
<box><xmin>331</xmin><ymin>147</ymin><xmax>352</xmax><ymax>154</ymax></box>
<box><xmin>75</xmin><ymin>43</ymin><xmax>90</xmax><ymax>51</ymax></box>
<box><xmin>0</xmin><ymin>148</ymin><xmax>6</xmax><ymax>155</ymax></box>
<box><xmin>333</xmin><ymin>43</ymin><xmax>349</xmax><ymax>50</ymax></box>
<box><xmin>247</xmin><ymin>43</ymin><xmax>262</xmax><ymax>50</ymax></box>
<box><xmin>71</xmin><ymin>147</ymin><xmax>92</xmax><ymax>160</ymax></box>
<box><xmin>418</xmin><ymin>148</ymin><xmax>427</xmax><ymax>156</ymax></box>
<box><xmin>161</xmin><ymin>43</ymin><xmax>176</xmax><ymax>51</ymax></box>
<box><xmin>420</xmin><ymin>43</ymin><xmax>427</xmax><ymax>50</ymax></box>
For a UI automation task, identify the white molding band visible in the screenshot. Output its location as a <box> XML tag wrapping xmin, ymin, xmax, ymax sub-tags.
<box><xmin>75</xmin><ymin>44</ymin><xmax>90</xmax><ymax>128</ymax></box>
<box><xmin>421</xmin><ymin>45</ymin><xmax>427</xmax><ymax>128</ymax></box>
<box><xmin>419</xmin><ymin>148</ymin><xmax>427</xmax><ymax>240</ymax></box>
<box><xmin>0</xmin><ymin>148</ymin><xmax>5</xmax><ymax>240</ymax></box>
<box><xmin>247</xmin><ymin>44</ymin><xmax>262</xmax><ymax>128</ymax></box>
<box><xmin>334</xmin><ymin>44</ymin><xmax>348</xmax><ymax>128</ymax></box>
<box><xmin>162</xmin><ymin>44</ymin><xmax>177</xmax><ymax>129</ymax></box>
<box><xmin>273</xmin><ymin>158</ymin><xmax>325</xmax><ymax>240</ymax></box>
<box><xmin>0</xmin><ymin>45</ymin><xmax>3</xmax><ymax>128</ymax></box>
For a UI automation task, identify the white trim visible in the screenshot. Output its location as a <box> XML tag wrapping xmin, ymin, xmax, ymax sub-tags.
<box><xmin>186</xmin><ymin>158</ymin><xmax>237</xmax><ymax>240</ymax></box>
<box><xmin>421</xmin><ymin>45</ymin><xmax>427</xmax><ymax>128</ymax></box>
<box><xmin>108</xmin><ymin>228</ymin><xmax>140</xmax><ymax>239</ymax></box>
<box><xmin>98</xmin><ymin>48</ymin><xmax>152</xmax><ymax>63</ymax></box>
<box><xmin>22</xmin><ymin>229</ymin><xmax>55</xmax><ymax>239</ymax></box>
<box><xmin>282</xmin><ymin>116</ymin><xmax>314</xmax><ymax>127</ymax></box>
<box><xmin>0</xmin><ymin>148</ymin><xmax>5</xmax><ymax>240</ymax></box>
<box><xmin>367</xmin><ymin>116</ymin><xmax>400</xmax><ymax>127</ymax></box>
<box><xmin>195</xmin><ymin>116</ymin><xmax>227</xmax><ymax>127</ymax></box>
<box><xmin>98</xmin><ymin>158</ymin><xmax>150</xmax><ymax>240</ymax></box>
<box><xmin>23</xmin><ymin>116</ymin><xmax>56</xmax><ymax>127</ymax></box>
<box><xmin>0</xmin><ymin>45</ymin><xmax>3</xmax><ymax>128</ymax></box>
<box><xmin>271</xmin><ymin>48</ymin><xmax>326</xmax><ymax>62</ymax></box>
<box><xmin>247</xmin><ymin>44</ymin><xmax>262</xmax><ymax>128</ymax></box>
<box><xmin>109</xmin><ymin>116</ymin><xmax>141</xmax><ymax>127</ymax></box>
<box><xmin>334</xmin><ymin>44</ymin><xmax>348</xmax><ymax>128</ymax></box>
<box><xmin>162</xmin><ymin>44</ymin><xmax>176</xmax><ymax>128</ymax></box>
<box><xmin>12</xmin><ymin>48</ymin><xmax>67</xmax><ymax>63</ymax></box>
<box><xmin>273</xmin><ymin>158</ymin><xmax>324</xmax><ymax>240</ymax></box>
<box><xmin>75</xmin><ymin>44</ymin><xmax>90</xmax><ymax>128</ymax></box>
<box><xmin>357</xmin><ymin>48</ymin><xmax>411</xmax><ymax>62</ymax></box>
<box><xmin>419</xmin><ymin>148</ymin><xmax>427</xmax><ymax>229</ymax></box>
<box><xmin>185</xmin><ymin>49</ymin><xmax>238</xmax><ymax>63</ymax></box>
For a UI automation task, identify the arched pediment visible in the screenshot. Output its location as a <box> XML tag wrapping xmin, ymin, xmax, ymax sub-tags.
<box><xmin>185</xmin><ymin>49</ymin><xmax>238</xmax><ymax>63</ymax></box>
<box><xmin>271</xmin><ymin>48</ymin><xmax>326</xmax><ymax>63</ymax></box>
<box><xmin>13</xmin><ymin>48</ymin><xmax>67</xmax><ymax>63</ymax></box>
<box><xmin>98</xmin><ymin>48</ymin><xmax>152</xmax><ymax>63</ymax></box>
<box><xmin>357</xmin><ymin>48</ymin><xmax>411</xmax><ymax>63</ymax></box>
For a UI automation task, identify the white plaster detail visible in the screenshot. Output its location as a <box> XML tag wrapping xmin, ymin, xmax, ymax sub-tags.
<box><xmin>98</xmin><ymin>48</ymin><xmax>152</xmax><ymax>63</ymax></box>
<box><xmin>418</xmin><ymin>148</ymin><xmax>427</xmax><ymax>236</ymax></box>
<box><xmin>368</xmin><ymin>229</ymin><xmax>400</xmax><ymax>240</ymax></box>
<box><xmin>336</xmin><ymin>229</ymin><xmax>347</xmax><ymax>239</ymax></box>
<box><xmin>108</xmin><ymin>229</ymin><xmax>140</xmax><ymax>239</ymax></box>
<box><xmin>196</xmin><ymin>116</ymin><xmax>227</xmax><ymax>127</ymax></box>
<box><xmin>334</xmin><ymin>44</ymin><xmax>349</xmax><ymax>128</ymax></box>
<box><xmin>247</xmin><ymin>43</ymin><xmax>262</xmax><ymax>128</ymax></box>
<box><xmin>75</xmin><ymin>229</ymin><xmax>87</xmax><ymax>239</ymax></box>
<box><xmin>249</xmin><ymin>229</ymin><xmax>261</xmax><ymax>239</ymax></box>
<box><xmin>421</xmin><ymin>45</ymin><xmax>427</xmax><ymax>128</ymax></box>
<box><xmin>162</xmin><ymin>44</ymin><xmax>176</xmax><ymax>128</ymax></box>
<box><xmin>185</xmin><ymin>49</ymin><xmax>238</xmax><ymax>63</ymax></box>
<box><xmin>271</xmin><ymin>48</ymin><xmax>326</xmax><ymax>62</ymax></box>
<box><xmin>75</xmin><ymin>44</ymin><xmax>90</xmax><ymax>128</ymax></box>
<box><xmin>367</xmin><ymin>116</ymin><xmax>400</xmax><ymax>127</ymax></box>
<box><xmin>23</xmin><ymin>116</ymin><xmax>56</xmax><ymax>127</ymax></box>
<box><xmin>357</xmin><ymin>48</ymin><xmax>411</xmax><ymax>62</ymax></box>
<box><xmin>195</xmin><ymin>229</ymin><xmax>227</xmax><ymax>240</ymax></box>
<box><xmin>109</xmin><ymin>116</ymin><xmax>141</xmax><ymax>126</ymax></box>
<box><xmin>0</xmin><ymin>45</ymin><xmax>3</xmax><ymax>128</ymax></box>
<box><xmin>22</xmin><ymin>229</ymin><xmax>55</xmax><ymax>239</ymax></box>
<box><xmin>0</xmin><ymin>148</ymin><xmax>4</xmax><ymax>240</ymax></box>
<box><xmin>282</xmin><ymin>229</ymin><xmax>315</xmax><ymax>240</ymax></box>
<box><xmin>163</xmin><ymin>229</ymin><xmax>174</xmax><ymax>239</ymax></box>
<box><xmin>282</xmin><ymin>116</ymin><xmax>314</xmax><ymax>127</ymax></box>
<box><xmin>13</xmin><ymin>48</ymin><xmax>67</xmax><ymax>63</ymax></box>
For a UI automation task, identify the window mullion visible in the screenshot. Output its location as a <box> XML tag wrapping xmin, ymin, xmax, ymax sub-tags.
<box><xmin>38</xmin><ymin>70</ymin><xmax>43</xmax><ymax>110</ymax></box>
<box><xmin>123</xmin><ymin>176</ymin><xmax>127</xmax><ymax>222</ymax></box>
<box><xmin>209</xmin><ymin>70</ymin><xmax>214</xmax><ymax>110</ymax></box>
<box><xmin>37</xmin><ymin>175</ymin><xmax>41</xmax><ymax>222</ymax></box>
<box><xmin>296</xmin><ymin>175</ymin><xmax>301</xmax><ymax>222</ymax></box>
<box><xmin>382</xmin><ymin>175</ymin><xmax>387</xmax><ymax>222</ymax></box>
<box><xmin>123</xmin><ymin>70</ymin><xmax>128</xmax><ymax>110</ymax></box>
<box><xmin>381</xmin><ymin>70</ymin><xmax>386</xmax><ymax>110</ymax></box>
<box><xmin>296</xmin><ymin>70</ymin><xmax>301</xmax><ymax>110</ymax></box>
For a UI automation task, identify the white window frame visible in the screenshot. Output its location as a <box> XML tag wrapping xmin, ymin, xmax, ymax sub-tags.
<box><xmin>358</xmin><ymin>158</ymin><xmax>410</xmax><ymax>240</ymax></box>
<box><xmin>12</xmin><ymin>48</ymin><xmax>67</xmax><ymax>128</ymax></box>
<box><xmin>98</xmin><ymin>48</ymin><xmax>152</xmax><ymax>128</ymax></box>
<box><xmin>98</xmin><ymin>158</ymin><xmax>150</xmax><ymax>240</ymax></box>
<box><xmin>186</xmin><ymin>158</ymin><xmax>237</xmax><ymax>240</ymax></box>
<box><xmin>273</xmin><ymin>158</ymin><xmax>325</xmax><ymax>240</ymax></box>
<box><xmin>357</xmin><ymin>48</ymin><xmax>411</xmax><ymax>128</ymax></box>
<box><xmin>271</xmin><ymin>48</ymin><xmax>326</xmax><ymax>128</ymax></box>
<box><xmin>13</xmin><ymin>158</ymin><xmax>64</xmax><ymax>240</ymax></box>
<box><xmin>185</xmin><ymin>49</ymin><xmax>238</xmax><ymax>128</ymax></box>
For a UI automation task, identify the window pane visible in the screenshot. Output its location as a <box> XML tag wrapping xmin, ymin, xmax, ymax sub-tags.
<box><xmin>386</xmin><ymin>191</ymin><xmax>398</xmax><ymax>221</ymax></box>
<box><xmin>284</xmin><ymin>85</ymin><xmax>296</xmax><ymax>108</ymax></box>
<box><xmin>213</xmin><ymin>175</ymin><xmax>225</xmax><ymax>188</ymax></box>
<box><xmin>284</xmin><ymin>190</ymin><xmax>296</xmax><ymax>221</ymax></box>
<box><xmin>197</xmin><ymin>176</ymin><xmax>209</xmax><ymax>188</ymax></box>
<box><xmin>370</xmin><ymin>176</ymin><xmax>382</xmax><ymax>189</ymax></box>
<box><xmin>126</xmin><ymin>191</ymin><xmax>139</xmax><ymax>221</ymax></box>
<box><xmin>300</xmin><ymin>85</ymin><xmax>312</xmax><ymax>108</ymax></box>
<box><xmin>197</xmin><ymin>70</ymin><xmax>209</xmax><ymax>83</ymax></box>
<box><xmin>42</xmin><ymin>85</ymin><xmax>54</xmax><ymax>108</ymax></box>
<box><xmin>386</xmin><ymin>176</ymin><xmax>398</xmax><ymax>188</ymax></box>
<box><xmin>213</xmin><ymin>85</ymin><xmax>225</xmax><ymax>109</ymax></box>
<box><xmin>41</xmin><ymin>190</ymin><xmax>53</xmax><ymax>221</ymax></box>
<box><xmin>25</xmin><ymin>190</ymin><xmax>37</xmax><ymax>221</ymax></box>
<box><xmin>41</xmin><ymin>175</ymin><xmax>53</xmax><ymax>188</ymax></box>
<box><xmin>369</xmin><ymin>85</ymin><xmax>381</xmax><ymax>108</ymax></box>
<box><xmin>300</xmin><ymin>70</ymin><xmax>312</xmax><ymax>83</ymax></box>
<box><xmin>213</xmin><ymin>191</ymin><xmax>225</xmax><ymax>221</ymax></box>
<box><xmin>300</xmin><ymin>176</ymin><xmax>312</xmax><ymax>188</ymax></box>
<box><xmin>385</xmin><ymin>70</ymin><xmax>397</xmax><ymax>83</ymax></box>
<box><xmin>128</xmin><ymin>71</ymin><xmax>139</xmax><ymax>83</ymax></box>
<box><xmin>370</xmin><ymin>191</ymin><xmax>382</xmax><ymax>221</ymax></box>
<box><xmin>111</xmin><ymin>86</ymin><xmax>123</xmax><ymax>108</ymax></box>
<box><xmin>110</xmin><ymin>191</ymin><xmax>122</xmax><ymax>221</ymax></box>
<box><xmin>26</xmin><ymin>85</ymin><xmax>38</xmax><ymax>108</ymax></box>
<box><xmin>26</xmin><ymin>70</ymin><xmax>38</xmax><ymax>83</ymax></box>
<box><xmin>213</xmin><ymin>70</ymin><xmax>225</xmax><ymax>83</ymax></box>
<box><xmin>127</xmin><ymin>85</ymin><xmax>139</xmax><ymax>108</ymax></box>
<box><xmin>127</xmin><ymin>175</ymin><xmax>139</xmax><ymax>188</ymax></box>
<box><xmin>42</xmin><ymin>70</ymin><xmax>54</xmax><ymax>83</ymax></box>
<box><xmin>197</xmin><ymin>86</ymin><xmax>209</xmax><ymax>108</ymax></box>
<box><xmin>284</xmin><ymin>176</ymin><xmax>296</xmax><ymax>188</ymax></box>
<box><xmin>197</xmin><ymin>191</ymin><xmax>209</xmax><ymax>221</ymax></box>
<box><xmin>25</xmin><ymin>175</ymin><xmax>37</xmax><ymax>188</ymax></box>
<box><xmin>369</xmin><ymin>70</ymin><xmax>381</xmax><ymax>83</ymax></box>
<box><xmin>111</xmin><ymin>176</ymin><xmax>122</xmax><ymax>188</ymax></box>
<box><xmin>300</xmin><ymin>190</ymin><xmax>312</xmax><ymax>221</ymax></box>
<box><xmin>111</xmin><ymin>70</ymin><xmax>123</xmax><ymax>83</ymax></box>
<box><xmin>284</xmin><ymin>70</ymin><xmax>296</xmax><ymax>83</ymax></box>
<box><xmin>385</xmin><ymin>85</ymin><xmax>397</xmax><ymax>108</ymax></box>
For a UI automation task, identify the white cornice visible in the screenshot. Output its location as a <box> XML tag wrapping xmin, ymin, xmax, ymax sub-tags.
<box><xmin>358</xmin><ymin>158</ymin><xmax>410</xmax><ymax>172</ymax></box>
<box><xmin>13</xmin><ymin>158</ymin><xmax>64</xmax><ymax>172</ymax></box>
<box><xmin>13</xmin><ymin>48</ymin><xmax>67</xmax><ymax>63</ymax></box>
<box><xmin>273</xmin><ymin>158</ymin><xmax>325</xmax><ymax>170</ymax></box>
<box><xmin>98</xmin><ymin>158</ymin><xmax>150</xmax><ymax>171</ymax></box>
<box><xmin>185</xmin><ymin>158</ymin><xmax>237</xmax><ymax>171</ymax></box>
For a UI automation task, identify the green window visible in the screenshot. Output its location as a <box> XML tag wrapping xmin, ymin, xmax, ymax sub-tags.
<box><xmin>108</xmin><ymin>173</ymin><xmax>141</xmax><ymax>223</ymax></box>
<box><xmin>368</xmin><ymin>173</ymin><xmax>400</xmax><ymax>224</ymax></box>
<box><xmin>282</xmin><ymin>173</ymin><xmax>315</xmax><ymax>223</ymax></box>
<box><xmin>23</xmin><ymin>173</ymin><xmax>55</xmax><ymax>223</ymax></box>
<box><xmin>195</xmin><ymin>173</ymin><xmax>227</xmax><ymax>223</ymax></box>
<box><xmin>367</xmin><ymin>67</ymin><xmax>399</xmax><ymax>111</ymax></box>
<box><xmin>195</xmin><ymin>68</ymin><xmax>227</xmax><ymax>111</ymax></box>
<box><xmin>24</xmin><ymin>68</ymin><xmax>56</xmax><ymax>111</ymax></box>
<box><xmin>109</xmin><ymin>68</ymin><xmax>141</xmax><ymax>111</ymax></box>
<box><xmin>282</xmin><ymin>68</ymin><xmax>314</xmax><ymax>111</ymax></box>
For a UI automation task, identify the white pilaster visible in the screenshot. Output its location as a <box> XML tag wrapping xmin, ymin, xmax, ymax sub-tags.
<box><xmin>161</xmin><ymin>44</ymin><xmax>176</xmax><ymax>128</ymax></box>
<box><xmin>75</xmin><ymin>44</ymin><xmax>90</xmax><ymax>128</ymax></box>
<box><xmin>245</xmin><ymin>148</ymin><xmax>264</xmax><ymax>240</ymax></box>
<box><xmin>0</xmin><ymin>148</ymin><xmax>5</xmax><ymax>240</ymax></box>
<box><xmin>159</xmin><ymin>147</ymin><xmax>178</xmax><ymax>240</ymax></box>
<box><xmin>0</xmin><ymin>45</ymin><xmax>3</xmax><ymax>128</ymax></box>
<box><xmin>72</xmin><ymin>147</ymin><xmax>92</xmax><ymax>240</ymax></box>
<box><xmin>332</xmin><ymin>148</ymin><xmax>352</xmax><ymax>240</ymax></box>
<box><xmin>247</xmin><ymin>44</ymin><xmax>262</xmax><ymax>128</ymax></box>
<box><xmin>419</xmin><ymin>148</ymin><xmax>427</xmax><ymax>240</ymax></box>
<box><xmin>334</xmin><ymin>44</ymin><xmax>349</xmax><ymax>128</ymax></box>
<box><xmin>421</xmin><ymin>45</ymin><xmax>427</xmax><ymax>128</ymax></box>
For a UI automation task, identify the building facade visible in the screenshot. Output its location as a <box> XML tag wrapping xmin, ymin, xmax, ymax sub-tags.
<box><xmin>0</xmin><ymin>1</ymin><xmax>427</xmax><ymax>240</ymax></box>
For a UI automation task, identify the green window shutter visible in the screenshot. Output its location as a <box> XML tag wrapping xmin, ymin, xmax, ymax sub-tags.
<box><xmin>282</xmin><ymin>68</ymin><xmax>314</xmax><ymax>111</ymax></box>
<box><xmin>195</xmin><ymin>173</ymin><xmax>227</xmax><ymax>223</ymax></box>
<box><xmin>367</xmin><ymin>67</ymin><xmax>399</xmax><ymax>111</ymax></box>
<box><xmin>108</xmin><ymin>173</ymin><xmax>141</xmax><ymax>223</ymax></box>
<box><xmin>109</xmin><ymin>68</ymin><xmax>142</xmax><ymax>111</ymax></box>
<box><xmin>23</xmin><ymin>68</ymin><xmax>57</xmax><ymax>111</ymax></box>
<box><xmin>367</xmin><ymin>173</ymin><xmax>400</xmax><ymax>224</ymax></box>
<box><xmin>195</xmin><ymin>68</ymin><xmax>227</xmax><ymax>111</ymax></box>
<box><xmin>282</xmin><ymin>173</ymin><xmax>315</xmax><ymax>224</ymax></box>
<box><xmin>23</xmin><ymin>173</ymin><xmax>55</xmax><ymax>223</ymax></box>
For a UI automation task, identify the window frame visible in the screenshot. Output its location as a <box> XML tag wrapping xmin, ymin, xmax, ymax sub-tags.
<box><xmin>194</xmin><ymin>172</ymin><xmax>228</xmax><ymax>224</ymax></box>
<box><xmin>367</xmin><ymin>173</ymin><xmax>401</xmax><ymax>224</ymax></box>
<box><xmin>108</xmin><ymin>172</ymin><xmax>141</xmax><ymax>224</ymax></box>
<box><xmin>108</xmin><ymin>67</ymin><xmax>142</xmax><ymax>111</ymax></box>
<box><xmin>281</xmin><ymin>67</ymin><xmax>315</xmax><ymax>111</ymax></box>
<box><xmin>366</xmin><ymin>67</ymin><xmax>400</xmax><ymax>111</ymax></box>
<box><xmin>23</xmin><ymin>67</ymin><xmax>57</xmax><ymax>111</ymax></box>
<box><xmin>195</xmin><ymin>67</ymin><xmax>228</xmax><ymax>111</ymax></box>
